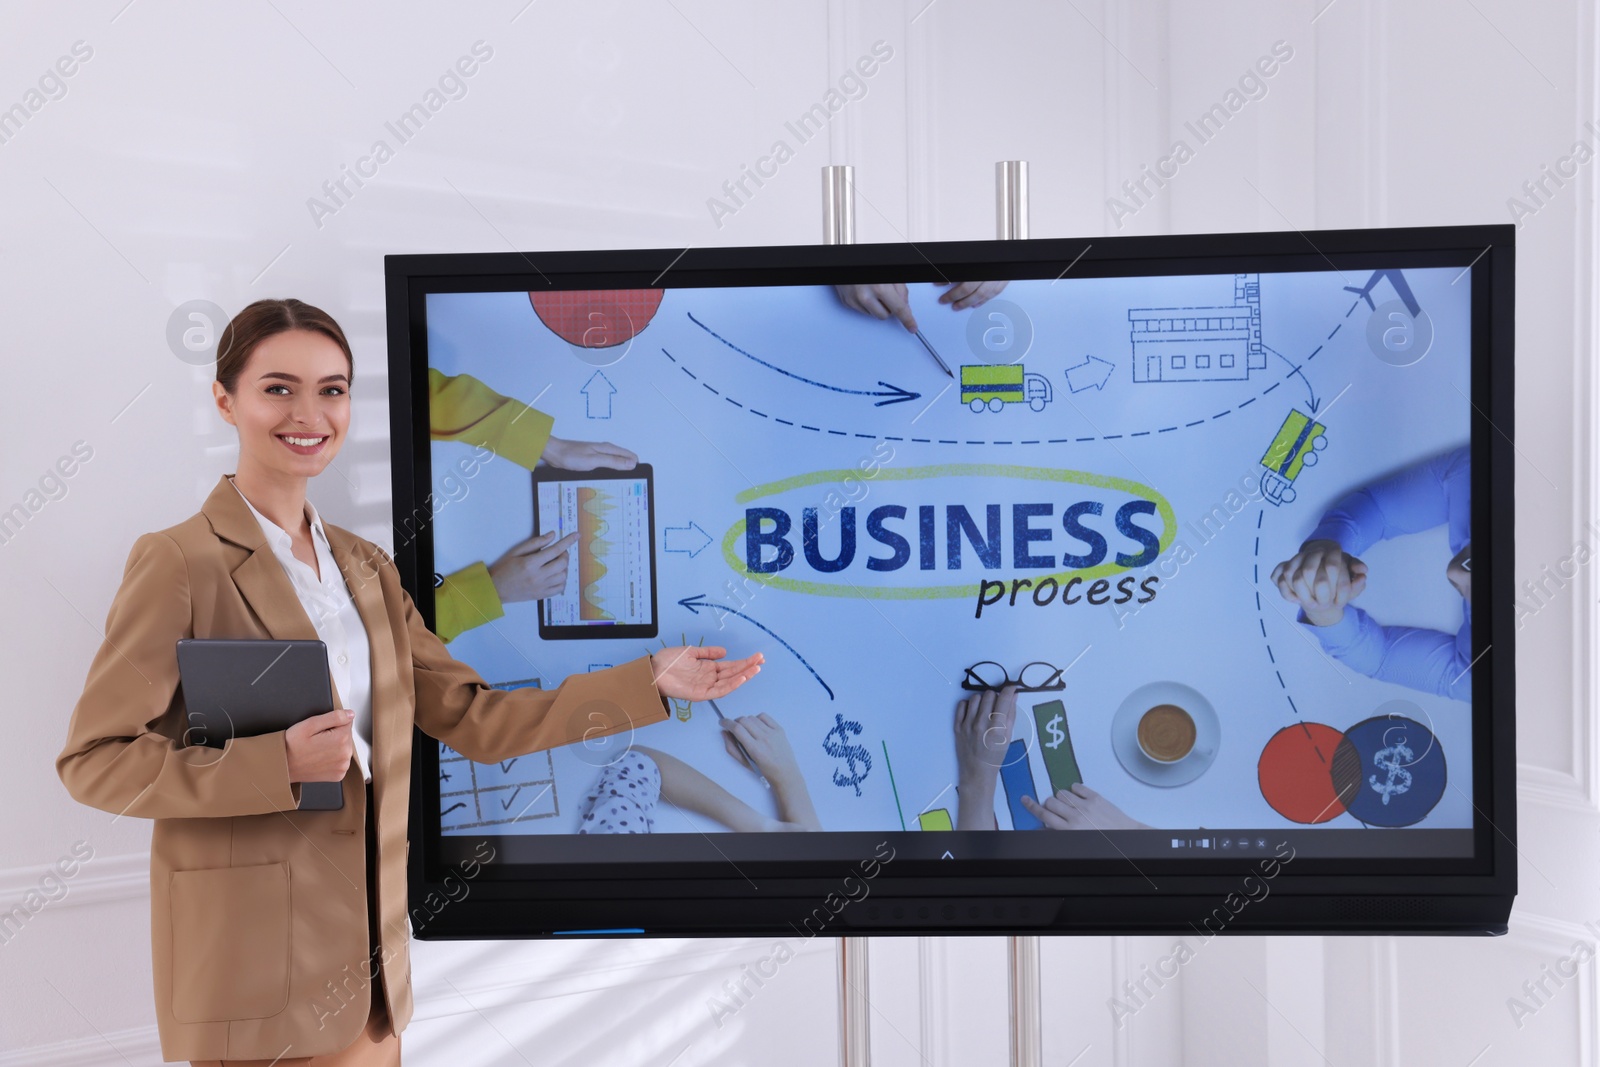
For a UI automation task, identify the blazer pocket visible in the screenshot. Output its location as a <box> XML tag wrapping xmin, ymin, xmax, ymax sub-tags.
<box><xmin>168</xmin><ymin>861</ymin><xmax>292</xmax><ymax>1023</ymax></box>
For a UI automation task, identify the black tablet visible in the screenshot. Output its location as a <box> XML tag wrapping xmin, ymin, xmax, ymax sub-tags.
<box><xmin>174</xmin><ymin>637</ymin><xmax>345</xmax><ymax>811</ymax></box>
<box><xmin>530</xmin><ymin>463</ymin><xmax>658</xmax><ymax>641</ymax></box>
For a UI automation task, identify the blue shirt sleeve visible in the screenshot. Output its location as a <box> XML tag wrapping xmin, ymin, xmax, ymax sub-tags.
<box><xmin>1306</xmin><ymin>602</ymin><xmax>1472</xmax><ymax>703</ymax></box>
<box><xmin>1307</xmin><ymin>446</ymin><xmax>1469</xmax><ymax>556</ymax></box>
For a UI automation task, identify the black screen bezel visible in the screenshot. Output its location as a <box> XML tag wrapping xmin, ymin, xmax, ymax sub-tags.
<box><xmin>388</xmin><ymin>224</ymin><xmax>1515</xmax><ymax>936</ymax></box>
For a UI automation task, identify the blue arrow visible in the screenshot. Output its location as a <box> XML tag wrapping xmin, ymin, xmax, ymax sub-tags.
<box><xmin>684</xmin><ymin>312</ymin><xmax>921</xmax><ymax>406</ymax></box>
<box><xmin>1065</xmin><ymin>355</ymin><xmax>1115</xmax><ymax>393</ymax></box>
<box><xmin>678</xmin><ymin>593</ymin><xmax>834</xmax><ymax>699</ymax></box>
<box><xmin>664</xmin><ymin>522</ymin><xmax>713</xmax><ymax>558</ymax></box>
<box><xmin>1261</xmin><ymin>344</ymin><xmax>1321</xmax><ymax>412</ymax></box>
<box><xmin>581</xmin><ymin>371</ymin><xmax>616</xmax><ymax>419</ymax></box>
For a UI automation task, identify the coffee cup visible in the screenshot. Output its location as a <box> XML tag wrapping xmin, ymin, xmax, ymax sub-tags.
<box><xmin>1137</xmin><ymin>703</ymin><xmax>1197</xmax><ymax>762</ymax></box>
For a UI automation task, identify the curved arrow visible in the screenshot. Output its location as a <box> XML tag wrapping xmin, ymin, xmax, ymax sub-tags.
<box><xmin>1262</xmin><ymin>344</ymin><xmax>1321</xmax><ymax>413</ymax></box>
<box><xmin>678</xmin><ymin>593</ymin><xmax>834</xmax><ymax>699</ymax></box>
<box><xmin>685</xmin><ymin>311</ymin><xmax>920</xmax><ymax>406</ymax></box>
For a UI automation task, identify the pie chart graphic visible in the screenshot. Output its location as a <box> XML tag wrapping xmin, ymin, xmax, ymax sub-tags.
<box><xmin>1258</xmin><ymin>722</ymin><xmax>1352</xmax><ymax>824</ymax></box>
<box><xmin>529</xmin><ymin>289</ymin><xmax>664</xmax><ymax>351</ymax></box>
<box><xmin>1335</xmin><ymin>714</ymin><xmax>1446</xmax><ymax>828</ymax></box>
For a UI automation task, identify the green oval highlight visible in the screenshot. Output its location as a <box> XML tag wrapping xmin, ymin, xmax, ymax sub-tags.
<box><xmin>720</xmin><ymin>463</ymin><xmax>1176</xmax><ymax>600</ymax></box>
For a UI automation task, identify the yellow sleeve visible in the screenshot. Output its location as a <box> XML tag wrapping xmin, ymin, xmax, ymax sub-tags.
<box><xmin>433</xmin><ymin>561</ymin><xmax>505</xmax><ymax>644</ymax></box>
<box><xmin>427</xmin><ymin>366</ymin><xmax>555</xmax><ymax>471</ymax></box>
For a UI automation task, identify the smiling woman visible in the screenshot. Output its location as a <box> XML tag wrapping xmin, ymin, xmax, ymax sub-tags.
<box><xmin>55</xmin><ymin>295</ymin><xmax>765</xmax><ymax>1065</ymax></box>
<box><xmin>211</xmin><ymin>301</ymin><xmax>353</xmax><ymax>552</ymax></box>
<box><xmin>210</xmin><ymin>300</ymin><xmax>355</xmax><ymax>562</ymax></box>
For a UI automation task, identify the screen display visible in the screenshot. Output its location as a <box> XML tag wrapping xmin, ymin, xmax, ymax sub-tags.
<box><xmin>422</xmin><ymin>264</ymin><xmax>1476</xmax><ymax>866</ymax></box>
<box><xmin>534</xmin><ymin>470</ymin><xmax>656</xmax><ymax>633</ymax></box>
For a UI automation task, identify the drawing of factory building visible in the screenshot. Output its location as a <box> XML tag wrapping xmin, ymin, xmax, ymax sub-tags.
<box><xmin>1129</xmin><ymin>273</ymin><xmax>1268</xmax><ymax>382</ymax></box>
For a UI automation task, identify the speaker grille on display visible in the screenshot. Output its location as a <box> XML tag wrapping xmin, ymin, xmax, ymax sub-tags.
<box><xmin>1335</xmin><ymin>897</ymin><xmax>1439</xmax><ymax>922</ymax></box>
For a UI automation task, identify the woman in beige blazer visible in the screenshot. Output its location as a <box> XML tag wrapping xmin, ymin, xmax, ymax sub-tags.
<box><xmin>55</xmin><ymin>298</ymin><xmax>763</xmax><ymax>1066</ymax></box>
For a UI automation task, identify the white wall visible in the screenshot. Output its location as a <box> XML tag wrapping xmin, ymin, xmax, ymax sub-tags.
<box><xmin>1</xmin><ymin>1</ymin><xmax>1595</xmax><ymax>1064</ymax></box>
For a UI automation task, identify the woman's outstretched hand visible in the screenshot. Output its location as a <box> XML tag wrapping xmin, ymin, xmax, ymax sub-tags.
<box><xmin>651</xmin><ymin>646</ymin><xmax>764</xmax><ymax>701</ymax></box>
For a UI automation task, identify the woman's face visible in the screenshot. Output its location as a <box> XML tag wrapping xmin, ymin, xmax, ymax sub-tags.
<box><xmin>212</xmin><ymin>329</ymin><xmax>350</xmax><ymax>478</ymax></box>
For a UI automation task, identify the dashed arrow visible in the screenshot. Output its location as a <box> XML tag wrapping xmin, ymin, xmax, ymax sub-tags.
<box><xmin>686</xmin><ymin>311</ymin><xmax>921</xmax><ymax>406</ymax></box>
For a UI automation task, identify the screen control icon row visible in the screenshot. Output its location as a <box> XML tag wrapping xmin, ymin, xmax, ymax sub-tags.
<box><xmin>1170</xmin><ymin>836</ymin><xmax>1272</xmax><ymax>850</ymax></box>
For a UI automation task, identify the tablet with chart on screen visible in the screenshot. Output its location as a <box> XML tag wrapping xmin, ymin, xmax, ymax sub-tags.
<box><xmin>533</xmin><ymin>464</ymin><xmax>658</xmax><ymax>641</ymax></box>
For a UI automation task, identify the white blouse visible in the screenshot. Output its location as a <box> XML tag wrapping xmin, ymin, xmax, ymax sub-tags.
<box><xmin>228</xmin><ymin>476</ymin><xmax>374</xmax><ymax>783</ymax></box>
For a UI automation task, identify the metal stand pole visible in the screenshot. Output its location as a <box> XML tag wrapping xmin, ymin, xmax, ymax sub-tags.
<box><xmin>823</xmin><ymin>165</ymin><xmax>856</xmax><ymax>246</ymax></box>
<box><xmin>997</xmin><ymin>158</ymin><xmax>1042</xmax><ymax>1067</ymax></box>
<box><xmin>996</xmin><ymin>160</ymin><xmax>1029</xmax><ymax>240</ymax></box>
<box><xmin>838</xmin><ymin>934</ymin><xmax>872</xmax><ymax>1067</ymax></box>
<box><xmin>823</xmin><ymin>163</ymin><xmax>872</xmax><ymax>1067</ymax></box>
<box><xmin>1008</xmin><ymin>935</ymin><xmax>1041</xmax><ymax>1066</ymax></box>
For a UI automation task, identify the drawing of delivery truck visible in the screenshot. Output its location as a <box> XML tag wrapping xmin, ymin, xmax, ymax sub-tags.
<box><xmin>1259</xmin><ymin>409</ymin><xmax>1329</xmax><ymax>505</ymax></box>
<box><xmin>961</xmin><ymin>364</ymin><xmax>1053</xmax><ymax>412</ymax></box>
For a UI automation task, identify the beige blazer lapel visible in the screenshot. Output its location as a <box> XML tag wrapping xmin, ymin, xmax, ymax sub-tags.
<box><xmin>326</xmin><ymin>526</ymin><xmax>401</xmax><ymax>799</ymax></box>
<box><xmin>200</xmin><ymin>474</ymin><xmax>324</xmax><ymax>646</ymax></box>
<box><xmin>199</xmin><ymin>474</ymin><xmax>402</xmax><ymax>808</ymax></box>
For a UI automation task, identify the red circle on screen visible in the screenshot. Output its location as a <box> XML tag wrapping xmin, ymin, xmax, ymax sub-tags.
<box><xmin>1258</xmin><ymin>722</ymin><xmax>1351</xmax><ymax>824</ymax></box>
<box><xmin>529</xmin><ymin>289</ymin><xmax>664</xmax><ymax>348</ymax></box>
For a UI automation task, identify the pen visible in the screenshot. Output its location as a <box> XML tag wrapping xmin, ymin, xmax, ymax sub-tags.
<box><xmin>914</xmin><ymin>328</ymin><xmax>955</xmax><ymax>378</ymax></box>
<box><xmin>707</xmin><ymin>698</ymin><xmax>770</xmax><ymax>788</ymax></box>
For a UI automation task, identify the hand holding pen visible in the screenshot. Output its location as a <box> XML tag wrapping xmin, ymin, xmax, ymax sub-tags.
<box><xmin>708</xmin><ymin>698</ymin><xmax>769</xmax><ymax>788</ymax></box>
<box><xmin>834</xmin><ymin>281</ymin><xmax>1012</xmax><ymax>378</ymax></box>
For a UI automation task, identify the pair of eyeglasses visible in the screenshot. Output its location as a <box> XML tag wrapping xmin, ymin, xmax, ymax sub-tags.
<box><xmin>960</xmin><ymin>660</ymin><xmax>1066</xmax><ymax>693</ymax></box>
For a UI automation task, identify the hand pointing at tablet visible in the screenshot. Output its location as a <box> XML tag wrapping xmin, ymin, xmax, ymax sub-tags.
<box><xmin>427</xmin><ymin>367</ymin><xmax>643</xmax><ymax>643</ymax></box>
<box><xmin>487</xmin><ymin>530</ymin><xmax>579</xmax><ymax>604</ymax></box>
<box><xmin>485</xmin><ymin>433</ymin><xmax>633</xmax><ymax>610</ymax></box>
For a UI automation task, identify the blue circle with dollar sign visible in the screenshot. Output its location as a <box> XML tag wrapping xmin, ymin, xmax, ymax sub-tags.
<box><xmin>1334</xmin><ymin>714</ymin><xmax>1446</xmax><ymax>827</ymax></box>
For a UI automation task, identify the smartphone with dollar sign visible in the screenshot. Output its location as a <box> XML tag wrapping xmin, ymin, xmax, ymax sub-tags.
<box><xmin>1032</xmin><ymin>699</ymin><xmax>1083</xmax><ymax>793</ymax></box>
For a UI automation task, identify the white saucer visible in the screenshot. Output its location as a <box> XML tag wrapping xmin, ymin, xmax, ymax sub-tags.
<box><xmin>1111</xmin><ymin>681</ymin><xmax>1221</xmax><ymax>788</ymax></box>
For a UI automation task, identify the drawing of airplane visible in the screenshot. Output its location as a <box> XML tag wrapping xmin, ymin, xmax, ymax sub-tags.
<box><xmin>1343</xmin><ymin>269</ymin><xmax>1421</xmax><ymax>317</ymax></box>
